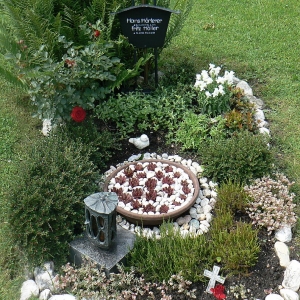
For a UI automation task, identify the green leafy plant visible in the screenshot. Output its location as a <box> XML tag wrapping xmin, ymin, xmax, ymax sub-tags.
<box><xmin>199</xmin><ymin>131</ymin><xmax>274</xmax><ymax>184</ymax></box>
<box><xmin>127</xmin><ymin>222</ymin><xmax>213</xmax><ymax>282</ymax></box>
<box><xmin>19</xmin><ymin>27</ymin><xmax>149</xmax><ymax>122</ymax></box>
<box><xmin>175</xmin><ymin>112</ymin><xmax>226</xmax><ymax>150</ymax></box>
<box><xmin>96</xmin><ymin>86</ymin><xmax>193</xmax><ymax>137</ymax></box>
<box><xmin>0</xmin><ymin>0</ymin><xmax>123</xmax><ymax>65</ymax></box>
<box><xmin>0</xmin><ymin>0</ymin><xmax>193</xmax><ymax>86</ymax></box>
<box><xmin>8</xmin><ymin>127</ymin><xmax>100</xmax><ymax>266</ymax></box>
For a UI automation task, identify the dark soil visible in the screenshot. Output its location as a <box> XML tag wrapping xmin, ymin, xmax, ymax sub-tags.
<box><xmin>102</xmin><ymin>130</ymin><xmax>300</xmax><ymax>300</ymax></box>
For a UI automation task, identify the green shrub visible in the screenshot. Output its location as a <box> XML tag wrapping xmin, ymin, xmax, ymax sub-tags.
<box><xmin>24</xmin><ymin>26</ymin><xmax>149</xmax><ymax>122</ymax></box>
<box><xmin>175</xmin><ymin>112</ymin><xmax>226</xmax><ymax>150</ymax></box>
<box><xmin>127</xmin><ymin>222</ymin><xmax>213</xmax><ymax>282</ymax></box>
<box><xmin>215</xmin><ymin>181</ymin><xmax>251</xmax><ymax>213</ymax></box>
<box><xmin>211</xmin><ymin>222</ymin><xmax>260</xmax><ymax>274</ymax></box>
<box><xmin>199</xmin><ymin>131</ymin><xmax>274</xmax><ymax>184</ymax></box>
<box><xmin>209</xmin><ymin>181</ymin><xmax>260</xmax><ymax>274</ymax></box>
<box><xmin>8</xmin><ymin>128</ymin><xmax>100</xmax><ymax>266</ymax></box>
<box><xmin>60</xmin><ymin>117</ymin><xmax>120</xmax><ymax>170</ymax></box>
<box><xmin>96</xmin><ymin>87</ymin><xmax>193</xmax><ymax>137</ymax></box>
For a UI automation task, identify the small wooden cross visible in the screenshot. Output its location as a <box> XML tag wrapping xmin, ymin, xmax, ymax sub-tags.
<box><xmin>203</xmin><ymin>265</ymin><xmax>225</xmax><ymax>293</ymax></box>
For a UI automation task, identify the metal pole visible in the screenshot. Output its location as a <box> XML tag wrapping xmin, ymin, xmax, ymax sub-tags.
<box><xmin>154</xmin><ymin>48</ymin><xmax>158</xmax><ymax>87</ymax></box>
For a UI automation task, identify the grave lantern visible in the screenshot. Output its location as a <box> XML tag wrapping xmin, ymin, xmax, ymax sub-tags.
<box><xmin>84</xmin><ymin>192</ymin><xmax>118</xmax><ymax>249</ymax></box>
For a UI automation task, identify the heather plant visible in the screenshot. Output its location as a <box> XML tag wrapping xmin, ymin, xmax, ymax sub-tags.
<box><xmin>127</xmin><ymin>222</ymin><xmax>213</xmax><ymax>282</ymax></box>
<box><xmin>54</xmin><ymin>258</ymin><xmax>196</xmax><ymax>299</ymax></box>
<box><xmin>199</xmin><ymin>131</ymin><xmax>274</xmax><ymax>184</ymax></box>
<box><xmin>208</xmin><ymin>181</ymin><xmax>260</xmax><ymax>274</ymax></box>
<box><xmin>245</xmin><ymin>173</ymin><xmax>297</xmax><ymax>234</ymax></box>
<box><xmin>210</xmin><ymin>222</ymin><xmax>260</xmax><ymax>274</ymax></box>
<box><xmin>215</xmin><ymin>181</ymin><xmax>251</xmax><ymax>213</ymax></box>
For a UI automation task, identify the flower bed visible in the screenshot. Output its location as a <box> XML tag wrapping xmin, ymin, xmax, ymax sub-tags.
<box><xmin>104</xmin><ymin>159</ymin><xmax>200</xmax><ymax>225</ymax></box>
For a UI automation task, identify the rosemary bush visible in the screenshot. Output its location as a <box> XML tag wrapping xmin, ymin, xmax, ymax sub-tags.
<box><xmin>215</xmin><ymin>181</ymin><xmax>251</xmax><ymax>213</ymax></box>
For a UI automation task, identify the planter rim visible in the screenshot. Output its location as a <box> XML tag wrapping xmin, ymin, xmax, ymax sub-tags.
<box><xmin>103</xmin><ymin>159</ymin><xmax>200</xmax><ymax>225</ymax></box>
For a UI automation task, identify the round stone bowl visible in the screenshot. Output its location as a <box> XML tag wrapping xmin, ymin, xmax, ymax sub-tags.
<box><xmin>103</xmin><ymin>159</ymin><xmax>200</xmax><ymax>225</ymax></box>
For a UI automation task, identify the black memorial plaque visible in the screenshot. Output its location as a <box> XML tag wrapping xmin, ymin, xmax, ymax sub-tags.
<box><xmin>116</xmin><ymin>5</ymin><xmax>179</xmax><ymax>48</ymax></box>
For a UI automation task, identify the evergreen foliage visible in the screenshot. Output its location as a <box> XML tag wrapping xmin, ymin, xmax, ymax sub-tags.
<box><xmin>199</xmin><ymin>131</ymin><xmax>274</xmax><ymax>184</ymax></box>
<box><xmin>8</xmin><ymin>127</ymin><xmax>100</xmax><ymax>266</ymax></box>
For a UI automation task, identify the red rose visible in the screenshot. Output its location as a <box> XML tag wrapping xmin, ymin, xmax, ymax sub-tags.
<box><xmin>71</xmin><ymin>106</ymin><xmax>86</xmax><ymax>122</ymax></box>
<box><xmin>94</xmin><ymin>30</ymin><xmax>101</xmax><ymax>38</ymax></box>
<box><xmin>211</xmin><ymin>284</ymin><xmax>226</xmax><ymax>300</ymax></box>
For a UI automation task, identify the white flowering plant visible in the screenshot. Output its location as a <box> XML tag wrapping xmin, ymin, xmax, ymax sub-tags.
<box><xmin>194</xmin><ymin>64</ymin><xmax>235</xmax><ymax>117</ymax></box>
<box><xmin>244</xmin><ymin>173</ymin><xmax>297</xmax><ymax>234</ymax></box>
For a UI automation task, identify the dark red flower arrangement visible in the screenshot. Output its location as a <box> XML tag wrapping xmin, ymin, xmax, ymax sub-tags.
<box><xmin>211</xmin><ymin>284</ymin><xmax>226</xmax><ymax>300</ymax></box>
<box><xmin>71</xmin><ymin>106</ymin><xmax>86</xmax><ymax>122</ymax></box>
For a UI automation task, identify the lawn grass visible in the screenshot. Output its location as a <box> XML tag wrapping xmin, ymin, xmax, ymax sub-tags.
<box><xmin>162</xmin><ymin>0</ymin><xmax>300</xmax><ymax>195</ymax></box>
<box><xmin>1</xmin><ymin>0</ymin><xmax>300</xmax><ymax>298</ymax></box>
<box><xmin>0</xmin><ymin>79</ymin><xmax>40</xmax><ymax>300</ymax></box>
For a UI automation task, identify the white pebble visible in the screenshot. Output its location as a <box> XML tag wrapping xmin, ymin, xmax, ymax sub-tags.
<box><xmin>203</xmin><ymin>204</ymin><xmax>213</xmax><ymax>214</ymax></box>
<box><xmin>199</xmin><ymin>177</ymin><xmax>208</xmax><ymax>184</ymax></box>
<box><xmin>118</xmin><ymin>202</ymin><xmax>125</xmax><ymax>208</ymax></box>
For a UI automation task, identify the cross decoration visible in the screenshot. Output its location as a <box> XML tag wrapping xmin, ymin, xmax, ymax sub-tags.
<box><xmin>203</xmin><ymin>265</ymin><xmax>225</xmax><ymax>293</ymax></box>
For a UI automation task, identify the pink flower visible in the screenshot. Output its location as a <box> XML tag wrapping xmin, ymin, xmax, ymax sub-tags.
<box><xmin>71</xmin><ymin>106</ymin><xmax>86</xmax><ymax>122</ymax></box>
<box><xmin>211</xmin><ymin>284</ymin><xmax>226</xmax><ymax>300</ymax></box>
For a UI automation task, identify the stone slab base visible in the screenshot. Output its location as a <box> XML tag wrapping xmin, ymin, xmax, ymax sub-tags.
<box><xmin>69</xmin><ymin>225</ymin><xmax>136</xmax><ymax>275</ymax></box>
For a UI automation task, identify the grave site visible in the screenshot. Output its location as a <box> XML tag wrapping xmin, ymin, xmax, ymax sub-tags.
<box><xmin>1</xmin><ymin>0</ymin><xmax>300</xmax><ymax>300</ymax></box>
